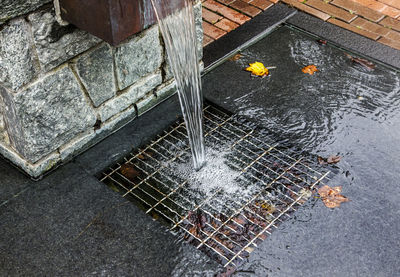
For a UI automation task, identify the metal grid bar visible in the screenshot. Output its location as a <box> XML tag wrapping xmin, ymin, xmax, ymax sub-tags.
<box><xmin>99</xmin><ymin>102</ymin><xmax>330</xmax><ymax>268</ymax></box>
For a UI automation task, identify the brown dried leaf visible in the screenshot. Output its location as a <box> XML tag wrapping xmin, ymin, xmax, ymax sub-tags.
<box><xmin>345</xmin><ymin>53</ymin><xmax>375</xmax><ymax>69</ymax></box>
<box><xmin>120</xmin><ymin>164</ymin><xmax>139</xmax><ymax>180</ymax></box>
<box><xmin>327</xmin><ymin>155</ymin><xmax>341</xmax><ymax>164</ymax></box>
<box><xmin>318</xmin><ymin>156</ymin><xmax>327</xmax><ymax>165</ymax></box>
<box><xmin>229</xmin><ymin>53</ymin><xmax>243</xmax><ymax>61</ymax></box>
<box><xmin>318</xmin><ymin>185</ymin><xmax>349</xmax><ymax>208</ymax></box>
<box><xmin>137</xmin><ymin>154</ymin><xmax>145</xmax><ymax>160</ymax></box>
<box><xmin>319</xmin><ymin>155</ymin><xmax>341</xmax><ymax>164</ymax></box>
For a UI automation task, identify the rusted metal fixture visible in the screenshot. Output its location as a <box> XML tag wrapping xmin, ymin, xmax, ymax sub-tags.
<box><xmin>59</xmin><ymin>0</ymin><xmax>176</xmax><ymax>45</ymax></box>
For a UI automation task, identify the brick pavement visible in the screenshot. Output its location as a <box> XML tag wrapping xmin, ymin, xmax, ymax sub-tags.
<box><xmin>201</xmin><ymin>0</ymin><xmax>400</xmax><ymax>50</ymax></box>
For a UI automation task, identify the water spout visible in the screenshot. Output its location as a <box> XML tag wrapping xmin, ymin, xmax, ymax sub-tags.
<box><xmin>151</xmin><ymin>0</ymin><xmax>206</xmax><ymax>170</ymax></box>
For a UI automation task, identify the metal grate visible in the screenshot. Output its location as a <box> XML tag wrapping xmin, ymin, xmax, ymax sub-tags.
<box><xmin>99</xmin><ymin>103</ymin><xmax>330</xmax><ymax>268</ymax></box>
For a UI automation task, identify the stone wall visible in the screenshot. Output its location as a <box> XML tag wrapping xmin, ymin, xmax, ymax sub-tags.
<box><xmin>0</xmin><ymin>1</ymin><xmax>203</xmax><ymax>178</ymax></box>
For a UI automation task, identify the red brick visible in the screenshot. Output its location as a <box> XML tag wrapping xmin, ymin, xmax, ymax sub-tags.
<box><xmin>331</xmin><ymin>0</ymin><xmax>385</xmax><ymax>22</ymax></box>
<box><xmin>381</xmin><ymin>5</ymin><xmax>400</xmax><ymax>18</ymax></box>
<box><xmin>352</xmin><ymin>0</ymin><xmax>400</xmax><ymax>18</ymax></box>
<box><xmin>215</xmin><ymin>18</ymin><xmax>240</xmax><ymax>31</ymax></box>
<box><xmin>305</xmin><ymin>0</ymin><xmax>357</xmax><ymax>22</ymax></box>
<box><xmin>352</xmin><ymin>0</ymin><xmax>387</xmax><ymax>11</ymax></box>
<box><xmin>250</xmin><ymin>0</ymin><xmax>274</xmax><ymax>10</ymax></box>
<box><xmin>202</xmin><ymin>21</ymin><xmax>227</xmax><ymax>39</ymax></box>
<box><xmin>378</xmin><ymin>36</ymin><xmax>400</xmax><ymax>49</ymax></box>
<box><xmin>379</xmin><ymin>16</ymin><xmax>400</xmax><ymax>31</ymax></box>
<box><xmin>328</xmin><ymin>18</ymin><xmax>380</xmax><ymax>40</ymax></box>
<box><xmin>281</xmin><ymin>0</ymin><xmax>331</xmax><ymax>21</ymax></box>
<box><xmin>202</xmin><ymin>7</ymin><xmax>223</xmax><ymax>24</ymax></box>
<box><xmin>203</xmin><ymin>0</ymin><xmax>251</xmax><ymax>24</ymax></box>
<box><xmin>351</xmin><ymin>17</ymin><xmax>391</xmax><ymax>36</ymax></box>
<box><xmin>230</xmin><ymin>0</ymin><xmax>262</xmax><ymax>17</ymax></box>
<box><xmin>378</xmin><ymin>0</ymin><xmax>400</xmax><ymax>10</ymax></box>
<box><xmin>203</xmin><ymin>35</ymin><xmax>215</xmax><ymax>47</ymax></box>
<box><xmin>385</xmin><ymin>29</ymin><xmax>400</xmax><ymax>41</ymax></box>
<box><xmin>216</xmin><ymin>0</ymin><xmax>236</xmax><ymax>4</ymax></box>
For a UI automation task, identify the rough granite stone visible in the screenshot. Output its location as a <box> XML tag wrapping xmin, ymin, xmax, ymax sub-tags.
<box><xmin>98</xmin><ymin>72</ymin><xmax>162</xmax><ymax>122</ymax></box>
<box><xmin>1</xmin><ymin>66</ymin><xmax>97</xmax><ymax>163</ymax></box>
<box><xmin>0</xmin><ymin>18</ymin><xmax>38</xmax><ymax>91</ymax></box>
<box><xmin>28</xmin><ymin>9</ymin><xmax>101</xmax><ymax>71</ymax></box>
<box><xmin>60</xmin><ymin>107</ymin><xmax>138</xmax><ymax>162</ymax></box>
<box><xmin>0</xmin><ymin>96</ymin><xmax>9</xmax><ymax>144</ymax></box>
<box><xmin>0</xmin><ymin>0</ymin><xmax>51</xmax><ymax>25</ymax></box>
<box><xmin>75</xmin><ymin>44</ymin><xmax>115</xmax><ymax>107</ymax></box>
<box><xmin>136</xmin><ymin>93</ymin><xmax>158</xmax><ymax>116</ymax></box>
<box><xmin>114</xmin><ymin>25</ymin><xmax>162</xmax><ymax>90</ymax></box>
<box><xmin>155</xmin><ymin>80</ymin><xmax>177</xmax><ymax>102</ymax></box>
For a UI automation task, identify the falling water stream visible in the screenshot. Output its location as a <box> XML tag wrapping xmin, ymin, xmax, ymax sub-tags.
<box><xmin>151</xmin><ymin>0</ymin><xmax>206</xmax><ymax>170</ymax></box>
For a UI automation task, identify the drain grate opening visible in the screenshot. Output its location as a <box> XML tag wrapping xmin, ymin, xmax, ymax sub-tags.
<box><xmin>99</xmin><ymin>102</ymin><xmax>330</xmax><ymax>268</ymax></box>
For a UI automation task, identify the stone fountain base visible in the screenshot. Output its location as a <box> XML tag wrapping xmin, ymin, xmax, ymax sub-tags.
<box><xmin>0</xmin><ymin>1</ymin><xmax>203</xmax><ymax>178</ymax></box>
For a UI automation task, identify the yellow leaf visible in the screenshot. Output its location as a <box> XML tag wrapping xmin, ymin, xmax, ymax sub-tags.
<box><xmin>245</xmin><ymin>62</ymin><xmax>269</xmax><ymax>77</ymax></box>
<box><xmin>302</xmin><ymin>64</ymin><xmax>318</xmax><ymax>75</ymax></box>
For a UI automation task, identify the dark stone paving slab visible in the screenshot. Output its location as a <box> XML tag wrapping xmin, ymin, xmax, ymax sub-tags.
<box><xmin>202</xmin><ymin>25</ymin><xmax>400</xmax><ymax>276</ymax></box>
<box><xmin>0</xmin><ymin>159</ymin><xmax>34</xmax><ymax>205</ymax></box>
<box><xmin>203</xmin><ymin>3</ymin><xmax>297</xmax><ymax>68</ymax></box>
<box><xmin>0</xmin><ymin>96</ymin><xmax>220</xmax><ymax>276</ymax></box>
<box><xmin>287</xmin><ymin>12</ymin><xmax>400</xmax><ymax>70</ymax></box>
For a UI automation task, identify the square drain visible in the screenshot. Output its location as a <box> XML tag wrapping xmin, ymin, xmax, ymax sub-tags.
<box><xmin>99</xmin><ymin>103</ymin><xmax>330</xmax><ymax>268</ymax></box>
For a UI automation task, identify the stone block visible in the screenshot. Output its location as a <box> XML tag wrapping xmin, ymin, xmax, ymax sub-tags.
<box><xmin>114</xmin><ymin>25</ymin><xmax>163</xmax><ymax>90</ymax></box>
<box><xmin>0</xmin><ymin>18</ymin><xmax>38</xmax><ymax>90</ymax></box>
<box><xmin>75</xmin><ymin>44</ymin><xmax>115</xmax><ymax>107</ymax></box>
<box><xmin>136</xmin><ymin>94</ymin><xmax>158</xmax><ymax>116</ymax></box>
<box><xmin>1</xmin><ymin>66</ymin><xmax>97</xmax><ymax>163</ymax></box>
<box><xmin>155</xmin><ymin>80</ymin><xmax>177</xmax><ymax>102</ymax></box>
<box><xmin>28</xmin><ymin>9</ymin><xmax>101</xmax><ymax>72</ymax></box>
<box><xmin>0</xmin><ymin>0</ymin><xmax>51</xmax><ymax>25</ymax></box>
<box><xmin>98</xmin><ymin>72</ymin><xmax>162</xmax><ymax>122</ymax></box>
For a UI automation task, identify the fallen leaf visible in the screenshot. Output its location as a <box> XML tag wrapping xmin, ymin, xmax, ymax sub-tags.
<box><xmin>318</xmin><ymin>185</ymin><xmax>349</xmax><ymax>208</ymax></box>
<box><xmin>229</xmin><ymin>53</ymin><xmax>243</xmax><ymax>61</ymax></box>
<box><xmin>345</xmin><ymin>53</ymin><xmax>375</xmax><ymax>69</ymax></box>
<box><xmin>302</xmin><ymin>65</ymin><xmax>318</xmax><ymax>75</ymax></box>
<box><xmin>317</xmin><ymin>39</ymin><xmax>327</xmax><ymax>45</ymax></box>
<box><xmin>318</xmin><ymin>155</ymin><xmax>341</xmax><ymax>164</ymax></box>
<box><xmin>245</xmin><ymin>62</ymin><xmax>269</xmax><ymax>77</ymax></box>
<box><xmin>318</xmin><ymin>156</ymin><xmax>327</xmax><ymax>165</ymax></box>
<box><xmin>137</xmin><ymin>154</ymin><xmax>145</xmax><ymax>159</ymax></box>
<box><xmin>327</xmin><ymin>155</ymin><xmax>341</xmax><ymax>164</ymax></box>
<box><xmin>120</xmin><ymin>164</ymin><xmax>139</xmax><ymax>180</ymax></box>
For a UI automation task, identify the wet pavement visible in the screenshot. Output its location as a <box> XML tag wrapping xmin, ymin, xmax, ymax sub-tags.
<box><xmin>1</xmin><ymin>6</ymin><xmax>400</xmax><ymax>277</ymax></box>
<box><xmin>203</xmin><ymin>25</ymin><xmax>400</xmax><ymax>276</ymax></box>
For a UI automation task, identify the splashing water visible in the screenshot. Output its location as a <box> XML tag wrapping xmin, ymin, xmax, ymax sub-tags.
<box><xmin>151</xmin><ymin>0</ymin><xmax>206</xmax><ymax>170</ymax></box>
